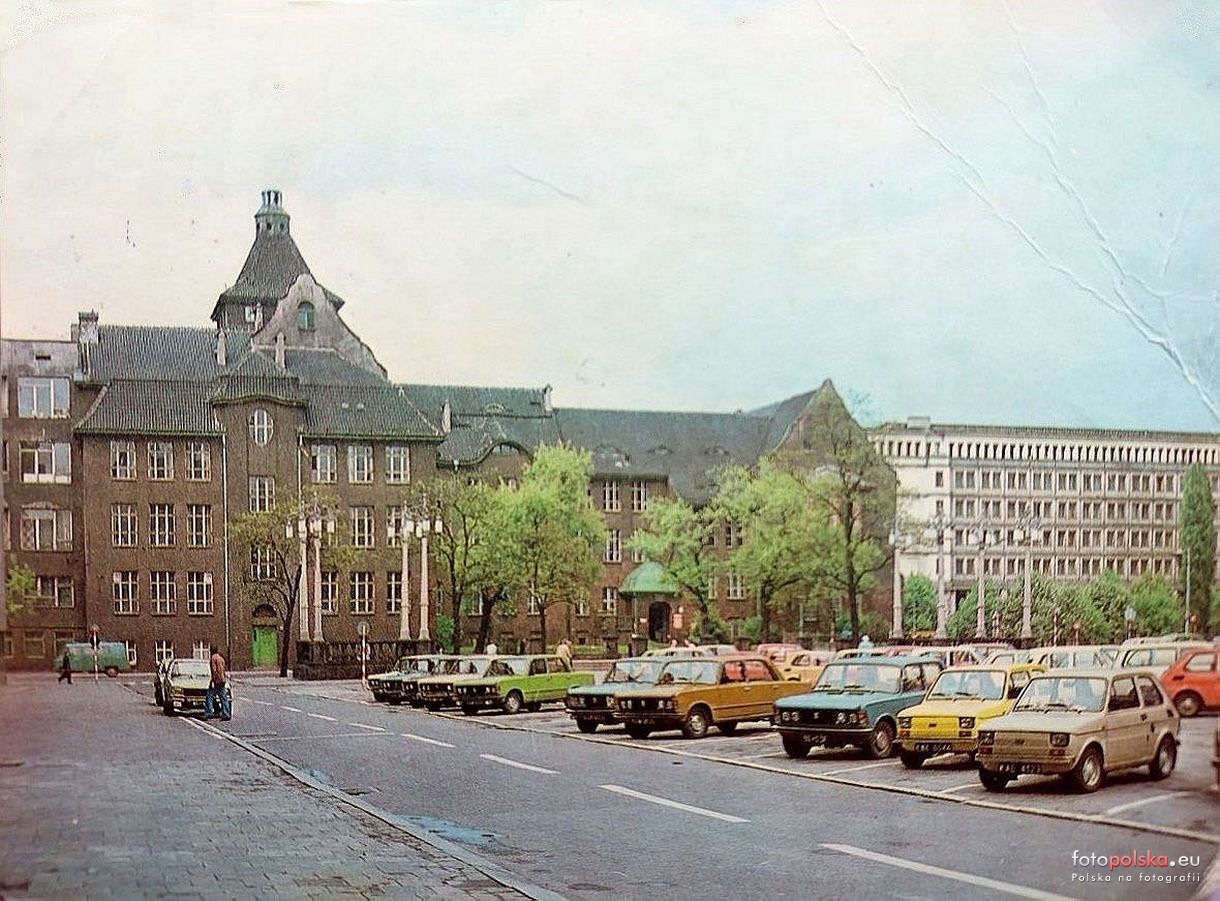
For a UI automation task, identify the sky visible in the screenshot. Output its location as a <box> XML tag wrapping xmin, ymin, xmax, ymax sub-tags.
<box><xmin>2</xmin><ymin>1</ymin><xmax>1218</xmax><ymax>430</ymax></box>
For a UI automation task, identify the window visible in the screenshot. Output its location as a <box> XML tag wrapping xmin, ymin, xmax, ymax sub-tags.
<box><xmin>386</xmin><ymin>446</ymin><xmax>410</xmax><ymax>484</ymax></box>
<box><xmin>528</xmin><ymin>592</ymin><xmax>541</xmax><ymax>615</ymax></box>
<box><xmin>386</xmin><ymin>507</ymin><xmax>405</xmax><ymax>547</ymax></box>
<box><xmin>193</xmin><ymin>641</ymin><xmax>209</xmax><ymax>661</ymax></box>
<box><xmin>727</xmin><ymin>570</ymin><xmax>745</xmax><ymax>600</ymax></box>
<box><xmin>186</xmin><ymin>442</ymin><xmax>212</xmax><ymax>481</ymax></box>
<box><xmin>20</xmin><ymin>441</ymin><xmax>71</xmax><ymax>483</ymax></box>
<box><xmin>350</xmin><ymin>506</ymin><xmax>375</xmax><ymax>548</ymax></box>
<box><xmin>150</xmin><ymin>571</ymin><xmax>177</xmax><ymax>615</ymax></box>
<box><xmin>110</xmin><ymin>441</ymin><xmax>135</xmax><ymax>480</ymax></box>
<box><xmin>630</xmin><ymin>481</ymin><xmax>648</xmax><ymax>512</ymax></box>
<box><xmin>601</xmin><ymin>587</ymin><xmax>618</xmax><ymax>614</ymax></box>
<box><xmin>148</xmin><ymin>442</ymin><xmax>173</xmax><ymax>480</ymax></box>
<box><xmin>187</xmin><ymin>572</ymin><xmax>214</xmax><ymax>615</ymax></box>
<box><xmin>348</xmin><ymin>445</ymin><xmax>373</xmax><ymax>483</ymax></box>
<box><xmin>113</xmin><ymin>571</ymin><xmax>138</xmax><ymax>615</ymax></box>
<box><xmin>34</xmin><ymin>576</ymin><xmax>74</xmax><ymax>608</ymax></box>
<box><xmin>249</xmin><ymin>476</ymin><xmax>275</xmax><ymax>512</ymax></box>
<box><xmin>149</xmin><ymin>504</ymin><xmax>175</xmax><ymax>547</ymax></box>
<box><xmin>310</xmin><ymin>444</ymin><xmax>336</xmax><ymax>483</ymax></box>
<box><xmin>17</xmin><ymin>376</ymin><xmax>69</xmax><ymax>418</ymax></box>
<box><xmin>1185</xmin><ymin>652</ymin><xmax>1216</xmax><ymax>673</ymax></box>
<box><xmin>630</xmin><ymin>536</ymin><xmax>645</xmax><ymax>564</ymax></box>
<box><xmin>575</xmin><ymin>596</ymin><xmax>590</xmax><ymax>616</ymax></box>
<box><xmin>350</xmin><ymin>572</ymin><xmax>374</xmax><ymax>614</ymax></box>
<box><xmin>935</xmin><ymin>471</ymin><xmax>944</xmax><ymax>488</ymax></box>
<box><xmin>249</xmin><ymin>545</ymin><xmax>276</xmax><ymax>581</ymax></box>
<box><xmin>1108</xmin><ymin>677</ymin><xmax>1139</xmax><ymax>711</ymax></box>
<box><xmin>112</xmin><ymin>504</ymin><xmax>137</xmax><ymax>547</ymax></box>
<box><xmin>706</xmin><ymin>575</ymin><xmax>717</xmax><ymax>600</ymax></box>
<box><xmin>602</xmin><ymin>480</ymin><xmax>620</xmax><ymax>512</ymax></box>
<box><xmin>725</xmin><ymin>522</ymin><xmax>744</xmax><ymax>547</ymax></box>
<box><xmin>604</xmin><ymin>529</ymin><xmax>622</xmax><ymax>563</ymax></box>
<box><xmin>297</xmin><ymin>300</ymin><xmax>315</xmax><ymax>331</ymax></box>
<box><xmin>23</xmin><ymin>632</ymin><xmax>46</xmax><ymax>659</ymax></box>
<box><xmin>124</xmin><ymin>641</ymin><xmax>138</xmax><ymax>667</ymax></box>
<box><xmin>23</xmin><ymin>507</ymin><xmax>73</xmax><ymax>550</ymax></box>
<box><xmin>249</xmin><ymin>408</ymin><xmax>273</xmax><ymax>446</ymax></box>
<box><xmin>155</xmin><ymin>640</ymin><xmax>174</xmax><ymax>665</ymax></box>
<box><xmin>1135</xmin><ymin>676</ymin><xmax>1164</xmax><ymax>708</ymax></box>
<box><xmin>187</xmin><ymin>505</ymin><xmax>212</xmax><ymax>547</ymax></box>
<box><xmin>386</xmin><ymin>572</ymin><xmax>402</xmax><ymax>614</ymax></box>
<box><xmin>321</xmin><ymin>571</ymin><xmax>338</xmax><ymax>615</ymax></box>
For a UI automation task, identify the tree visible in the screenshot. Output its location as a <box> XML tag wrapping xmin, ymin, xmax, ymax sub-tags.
<box><xmin>230</xmin><ymin>492</ymin><xmax>357</xmax><ymax>677</ymax></box>
<box><xmin>902</xmin><ymin>574</ymin><xmax>937</xmax><ymax>635</ymax></box>
<box><xmin>500</xmin><ymin>445</ymin><xmax>606</xmax><ymax>650</ymax></box>
<box><xmin>1179</xmin><ymin>464</ymin><xmax>1216</xmax><ymax>632</ymax></box>
<box><xmin>6</xmin><ymin>564</ymin><xmax>35</xmax><ymax>618</ymax></box>
<box><xmin>1127</xmin><ymin>573</ymin><xmax>1183</xmax><ymax>637</ymax></box>
<box><xmin>627</xmin><ymin>497</ymin><xmax>725</xmax><ymax>641</ymax></box>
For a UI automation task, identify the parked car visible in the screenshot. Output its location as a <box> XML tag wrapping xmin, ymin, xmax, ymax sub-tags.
<box><xmin>613</xmin><ymin>656</ymin><xmax>810</xmax><ymax>739</ymax></box>
<box><xmin>775</xmin><ymin>649</ymin><xmax>831</xmax><ymax>683</ymax></box>
<box><xmin>895</xmin><ymin>663</ymin><xmax>1044</xmax><ymax>768</ymax></box>
<box><xmin>1160</xmin><ymin>647</ymin><xmax>1217</xmax><ymax>717</ymax></box>
<box><xmin>755</xmin><ymin>643</ymin><xmax>802</xmax><ymax>663</ymax></box>
<box><xmin>833</xmin><ymin>648</ymin><xmax>889</xmax><ymax>660</ymax></box>
<box><xmin>772</xmin><ymin>655</ymin><xmax>943</xmax><ymax>760</ymax></box>
<box><xmin>1027</xmin><ymin>645</ymin><xmax>1116</xmax><ymax>670</ymax></box>
<box><xmin>697</xmin><ymin>644</ymin><xmax>739</xmax><ymax>657</ymax></box>
<box><xmin>62</xmin><ymin>641</ymin><xmax>130</xmax><ymax>677</ymax></box>
<box><xmin>1113</xmin><ymin>641</ymin><xmax>1211</xmax><ymax>676</ymax></box>
<box><xmin>565</xmin><ymin>657</ymin><xmax>667</xmax><ymax>733</ymax></box>
<box><xmin>455</xmin><ymin>654</ymin><xmax>594</xmax><ymax>715</ymax></box>
<box><xmin>416</xmin><ymin>656</ymin><xmax>492</xmax><ymax>711</ymax></box>
<box><xmin>975</xmin><ymin>669</ymin><xmax>1179</xmax><ymax>793</ymax></box>
<box><xmin>367</xmin><ymin>654</ymin><xmax>444</xmax><ymax>705</ymax></box>
<box><xmin>642</xmin><ymin>646</ymin><xmax>711</xmax><ymax>658</ymax></box>
<box><xmin>161</xmin><ymin>658</ymin><xmax>212</xmax><ymax>716</ymax></box>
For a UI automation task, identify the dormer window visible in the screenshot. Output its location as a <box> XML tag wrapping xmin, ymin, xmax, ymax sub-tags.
<box><xmin>297</xmin><ymin>301</ymin><xmax>315</xmax><ymax>331</ymax></box>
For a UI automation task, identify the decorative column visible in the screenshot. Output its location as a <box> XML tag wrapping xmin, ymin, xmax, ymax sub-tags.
<box><xmin>312</xmin><ymin>520</ymin><xmax>324</xmax><ymax>643</ymax></box>
<box><xmin>297</xmin><ymin>513</ymin><xmax>310</xmax><ymax>642</ymax></box>
<box><xmin>1021</xmin><ymin>541</ymin><xmax>1033</xmax><ymax>640</ymax></box>
<box><xmin>934</xmin><ymin>527</ymin><xmax>949</xmax><ymax>640</ymax></box>
<box><xmin>418</xmin><ymin>526</ymin><xmax>431</xmax><ymax>642</ymax></box>
<box><xmin>974</xmin><ymin>530</ymin><xmax>987</xmax><ymax>638</ymax></box>
<box><xmin>891</xmin><ymin>552</ymin><xmax>904</xmax><ymax>640</ymax></box>
<box><xmin>398</xmin><ymin>507</ymin><xmax>412</xmax><ymax>642</ymax></box>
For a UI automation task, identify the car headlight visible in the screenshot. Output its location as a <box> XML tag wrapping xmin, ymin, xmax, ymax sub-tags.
<box><xmin>1049</xmin><ymin>732</ymin><xmax>1070</xmax><ymax>748</ymax></box>
<box><xmin>834</xmin><ymin>711</ymin><xmax>848</xmax><ymax>724</ymax></box>
<box><xmin>959</xmin><ymin>717</ymin><xmax>975</xmax><ymax>730</ymax></box>
<box><xmin>660</xmin><ymin>699</ymin><xmax>675</xmax><ymax>711</ymax></box>
<box><xmin>568</xmin><ymin>695</ymin><xmax>583</xmax><ymax>707</ymax></box>
<box><xmin>978</xmin><ymin>730</ymin><xmax>995</xmax><ymax>746</ymax></box>
<box><xmin>898</xmin><ymin>716</ymin><xmax>912</xmax><ymax>728</ymax></box>
<box><xmin>855</xmin><ymin>708</ymin><xmax>869</xmax><ymax>725</ymax></box>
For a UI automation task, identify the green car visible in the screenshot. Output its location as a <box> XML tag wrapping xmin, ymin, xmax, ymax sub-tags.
<box><xmin>367</xmin><ymin>655</ymin><xmax>444</xmax><ymax>705</ymax></box>
<box><xmin>565</xmin><ymin>657</ymin><xmax>668</xmax><ymax>733</ymax></box>
<box><xmin>771</xmin><ymin>655</ymin><xmax>942</xmax><ymax>759</ymax></box>
<box><xmin>454</xmin><ymin>655</ymin><xmax>594</xmax><ymax>715</ymax></box>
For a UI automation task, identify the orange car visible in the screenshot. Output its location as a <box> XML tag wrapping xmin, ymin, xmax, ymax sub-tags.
<box><xmin>1161</xmin><ymin>647</ymin><xmax>1218</xmax><ymax>717</ymax></box>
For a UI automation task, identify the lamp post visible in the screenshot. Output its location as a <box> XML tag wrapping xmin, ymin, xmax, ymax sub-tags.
<box><xmin>928</xmin><ymin>513</ymin><xmax>950</xmax><ymax>640</ymax></box>
<box><xmin>406</xmin><ymin>505</ymin><xmax>443</xmax><ymax>645</ymax></box>
<box><xmin>889</xmin><ymin>522</ymin><xmax>904</xmax><ymax>640</ymax></box>
<box><xmin>397</xmin><ymin>505</ymin><xmax>413</xmax><ymax>643</ymax></box>
<box><xmin>286</xmin><ymin>507</ymin><xmax>310</xmax><ymax>642</ymax></box>
<box><xmin>1015</xmin><ymin>512</ymin><xmax>1041</xmax><ymax>642</ymax></box>
<box><xmin>970</xmin><ymin>525</ymin><xmax>990</xmax><ymax>638</ymax></box>
<box><xmin>308</xmin><ymin>502</ymin><xmax>334</xmax><ymax>643</ymax></box>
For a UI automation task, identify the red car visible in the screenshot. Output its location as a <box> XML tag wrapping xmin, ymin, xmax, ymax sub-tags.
<box><xmin>1160</xmin><ymin>647</ymin><xmax>1218</xmax><ymax>717</ymax></box>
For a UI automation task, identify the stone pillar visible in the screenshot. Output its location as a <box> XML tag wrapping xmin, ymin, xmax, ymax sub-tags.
<box><xmin>418</xmin><ymin>531</ymin><xmax>431</xmax><ymax>642</ymax></box>
<box><xmin>399</xmin><ymin>515</ymin><xmax>412</xmax><ymax>641</ymax></box>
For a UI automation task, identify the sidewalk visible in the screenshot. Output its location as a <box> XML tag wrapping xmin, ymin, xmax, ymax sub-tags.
<box><xmin>0</xmin><ymin>674</ymin><xmax>533</xmax><ymax>900</ymax></box>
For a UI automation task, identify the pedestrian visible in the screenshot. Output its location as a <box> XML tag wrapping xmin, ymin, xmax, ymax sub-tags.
<box><xmin>555</xmin><ymin>637</ymin><xmax>572</xmax><ymax>667</ymax></box>
<box><xmin>205</xmin><ymin>645</ymin><xmax>231</xmax><ymax>721</ymax></box>
<box><xmin>859</xmin><ymin>634</ymin><xmax>874</xmax><ymax>651</ymax></box>
<box><xmin>58</xmin><ymin>651</ymin><xmax>73</xmax><ymax>684</ymax></box>
<box><xmin>485</xmin><ymin>639</ymin><xmax>498</xmax><ymax>656</ymax></box>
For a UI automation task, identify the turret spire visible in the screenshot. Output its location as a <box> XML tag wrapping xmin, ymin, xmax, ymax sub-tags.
<box><xmin>254</xmin><ymin>188</ymin><xmax>290</xmax><ymax>236</ymax></box>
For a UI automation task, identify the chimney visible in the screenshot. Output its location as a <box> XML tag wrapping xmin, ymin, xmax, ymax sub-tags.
<box><xmin>275</xmin><ymin>332</ymin><xmax>286</xmax><ymax>368</ymax></box>
<box><xmin>542</xmin><ymin>384</ymin><xmax>553</xmax><ymax>414</ymax></box>
<box><xmin>75</xmin><ymin>310</ymin><xmax>99</xmax><ymax>372</ymax></box>
<box><xmin>216</xmin><ymin>329</ymin><xmax>228</xmax><ymax>367</ymax></box>
<box><xmin>441</xmin><ymin>401</ymin><xmax>452</xmax><ymax>435</ymax></box>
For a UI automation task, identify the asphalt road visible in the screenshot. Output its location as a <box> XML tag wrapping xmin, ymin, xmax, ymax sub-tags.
<box><xmin>141</xmin><ymin>677</ymin><xmax>1219</xmax><ymax>901</ymax></box>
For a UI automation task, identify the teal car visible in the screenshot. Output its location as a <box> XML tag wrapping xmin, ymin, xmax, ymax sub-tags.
<box><xmin>367</xmin><ymin>655</ymin><xmax>444</xmax><ymax>705</ymax></box>
<box><xmin>565</xmin><ymin>657</ymin><xmax>668</xmax><ymax>733</ymax></box>
<box><xmin>454</xmin><ymin>655</ymin><xmax>594</xmax><ymax>715</ymax></box>
<box><xmin>772</xmin><ymin>656</ymin><xmax>942</xmax><ymax>759</ymax></box>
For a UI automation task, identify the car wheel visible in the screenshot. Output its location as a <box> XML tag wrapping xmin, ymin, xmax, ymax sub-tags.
<box><xmin>460</xmin><ymin>705</ymin><xmax>479</xmax><ymax>716</ymax></box>
<box><xmin>388</xmin><ymin>698</ymin><xmax>402</xmax><ymax>706</ymax></box>
<box><xmin>105</xmin><ymin>667</ymin><xmax>118</xmax><ymax>678</ymax></box>
<box><xmin>681</xmin><ymin>706</ymin><xmax>711</xmax><ymax>739</ymax></box>
<box><xmin>1148</xmin><ymin>736</ymin><xmax>1176</xmax><ymax>780</ymax></box>
<box><xmin>978</xmin><ymin>769</ymin><xmax>1012</xmax><ymax>792</ymax></box>
<box><xmin>1174</xmin><ymin>691</ymin><xmax>1202</xmax><ymax>718</ymax></box>
<box><xmin>624</xmin><ymin>723</ymin><xmax>652</xmax><ymax>740</ymax></box>
<box><xmin>782</xmin><ymin>734</ymin><xmax>811</xmax><ymax>759</ymax></box>
<box><xmin>717</xmin><ymin>722</ymin><xmax>738</xmax><ymax>736</ymax></box>
<box><xmin>502</xmin><ymin>691</ymin><xmax>524</xmax><ymax>715</ymax></box>
<box><xmin>899</xmin><ymin>750</ymin><xmax>927</xmax><ymax>769</ymax></box>
<box><xmin>372</xmin><ymin>693</ymin><xmax>386</xmax><ymax>703</ymax></box>
<box><xmin>864</xmin><ymin>721</ymin><xmax>895</xmax><ymax>759</ymax></box>
<box><xmin>424</xmin><ymin>703</ymin><xmax>441</xmax><ymax>712</ymax></box>
<box><xmin>575</xmin><ymin>719</ymin><xmax>598</xmax><ymax>734</ymax></box>
<box><xmin>1070</xmin><ymin>747</ymin><xmax>1105</xmax><ymax>793</ymax></box>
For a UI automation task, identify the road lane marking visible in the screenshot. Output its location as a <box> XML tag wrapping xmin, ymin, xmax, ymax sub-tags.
<box><xmin>1103</xmin><ymin>791</ymin><xmax>1187</xmax><ymax>816</ymax></box>
<box><xmin>939</xmin><ymin>782</ymin><xmax>979</xmax><ymax>794</ymax></box>
<box><xmin>248</xmin><ymin>699</ymin><xmax>274</xmax><ymax>706</ymax></box>
<box><xmin>255</xmin><ymin>732</ymin><xmax>392</xmax><ymax>743</ymax></box>
<box><xmin>401</xmin><ymin>733</ymin><xmax>455</xmax><ymax>748</ymax></box>
<box><xmin>307</xmin><ymin>713</ymin><xmax>337</xmax><ymax>722</ymax></box>
<box><xmin>480</xmin><ymin>754</ymin><xmax>558</xmax><ymax>775</ymax></box>
<box><xmin>599</xmin><ymin>785</ymin><xmax>748</xmax><ymax>823</ymax></box>
<box><xmin>347</xmin><ymin>722</ymin><xmax>386</xmax><ymax>732</ymax></box>
<box><xmin>821</xmin><ymin>843</ymin><xmax>1072</xmax><ymax>900</ymax></box>
<box><xmin>821</xmin><ymin>761</ymin><xmax>900</xmax><ymax>776</ymax></box>
<box><xmin>280</xmin><ymin>705</ymin><xmax>303</xmax><ymax>713</ymax></box>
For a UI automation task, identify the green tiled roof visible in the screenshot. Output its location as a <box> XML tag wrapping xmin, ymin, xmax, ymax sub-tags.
<box><xmin>402</xmin><ymin>384</ymin><xmax>551</xmax><ymax>419</ymax></box>
<box><xmin>302</xmin><ymin>385</ymin><xmax>440</xmax><ymax>440</ymax></box>
<box><xmin>76</xmin><ymin>380</ymin><xmax>221</xmax><ymax>435</ymax></box>
<box><xmin>287</xmin><ymin>349</ymin><xmax>387</xmax><ymax>386</ymax></box>
<box><xmin>83</xmin><ymin>326</ymin><xmax>252</xmax><ymax>382</ymax></box>
<box><xmin>219</xmin><ymin>233</ymin><xmax>311</xmax><ymax>303</ymax></box>
<box><xmin>619</xmin><ymin>562</ymin><xmax>681</xmax><ymax>596</ymax></box>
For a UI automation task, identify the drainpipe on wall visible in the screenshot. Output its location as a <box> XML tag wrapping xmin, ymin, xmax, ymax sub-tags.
<box><xmin>221</xmin><ymin>431</ymin><xmax>232</xmax><ymax>664</ymax></box>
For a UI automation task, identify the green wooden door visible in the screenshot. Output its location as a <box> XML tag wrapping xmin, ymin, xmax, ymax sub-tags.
<box><xmin>252</xmin><ymin>626</ymin><xmax>278</xmax><ymax>668</ymax></box>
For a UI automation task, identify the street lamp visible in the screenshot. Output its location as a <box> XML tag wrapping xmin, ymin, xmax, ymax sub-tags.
<box><xmin>968</xmin><ymin>524</ymin><xmax>993</xmax><ymax>639</ymax></box>
<box><xmin>926</xmin><ymin>513</ymin><xmax>950</xmax><ymax>640</ymax></box>
<box><xmin>889</xmin><ymin>522</ymin><xmax>904</xmax><ymax>640</ymax></box>
<box><xmin>1014</xmin><ymin>512</ymin><xmax>1041</xmax><ymax>642</ymax></box>
<box><xmin>405</xmin><ymin>507</ymin><xmax>443</xmax><ymax>644</ymax></box>
<box><xmin>285</xmin><ymin>496</ymin><xmax>333</xmax><ymax>643</ymax></box>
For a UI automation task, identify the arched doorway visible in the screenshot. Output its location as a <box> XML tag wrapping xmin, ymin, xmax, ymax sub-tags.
<box><xmin>647</xmin><ymin>602</ymin><xmax>672</xmax><ymax>643</ymax></box>
<box><xmin>251</xmin><ymin>604</ymin><xmax>279</xmax><ymax>669</ymax></box>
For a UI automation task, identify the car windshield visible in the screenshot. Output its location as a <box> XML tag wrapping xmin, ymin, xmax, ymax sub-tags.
<box><xmin>814</xmin><ymin>663</ymin><xmax>900</xmax><ymax>693</ymax></box>
<box><xmin>171</xmin><ymin>661</ymin><xmax>210</xmax><ymax>678</ymax></box>
<box><xmin>606</xmin><ymin>660</ymin><xmax>665</xmax><ymax>683</ymax></box>
<box><xmin>438</xmin><ymin>657</ymin><xmax>492</xmax><ymax>676</ymax></box>
<box><xmin>927</xmin><ymin>669</ymin><xmax>1006</xmax><ymax>700</ymax></box>
<box><xmin>656</xmin><ymin>660</ymin><xmax>719</xmax><ymax>685</ymax></box>
<box><xmin>487</xmin><ymin>657</ymin><xmax>529</xmax><ymax>677</ymax></box>
<box><xmin>396</xmin><ymin>657</ymin><xmax>432</xmax><ymax>673</ymax></box>
<box><xmin>1014</xmin><ymin>676</ymin><xmax>1107</xmax><ymax>713</ymax></box>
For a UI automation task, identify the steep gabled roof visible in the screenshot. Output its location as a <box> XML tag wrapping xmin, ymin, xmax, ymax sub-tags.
<box><xmin>302</xmin><ymin>384</ymin><xmax>440</xmax><ymax>440</ymax></box>
<box><xmin>287</xmin><ymin>348</ymin><xmax>388</xmax><ymax>387</ymax></box>
<box><xmin>76</xmin><ymin>380</ymin><xmax>222</xmax><ymax>435</ymax></box>
<box><xmin>218</xmin><ymin>232</ymin><xmax>311</xmax><ymax>303</ymax></box>
<box><xmin>82</xmin><ymin>325</ymin><xmax>252</xmax><ymax>382</ymax></box>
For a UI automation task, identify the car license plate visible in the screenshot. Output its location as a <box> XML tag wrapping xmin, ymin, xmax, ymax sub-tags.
<box><xmin>999</xmin><ymin>762</ymin><xmax>1042</xmax><ymax>774</ymax></box>
<box><xmin>914</xmin><ymin>742</ymin><xmax>954</xmax><ymax>753</ymax></box>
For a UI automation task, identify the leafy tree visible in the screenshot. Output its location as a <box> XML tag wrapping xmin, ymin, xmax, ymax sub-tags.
<box><xmin>500</xmin><ymin>445</ymin><xmax>606</xmax><ymax>650</ymax></box>
<box><xmin>902</xmin><ymin>573</ymin><xmax>937</xmax><ymax>635</ymax></box>
<box><xmin>6</xmin><ymin>564</ymin><xmax>35</xmax><ymax>618</ymax></box>
<box><xmin>230</xmin><ymin>492</ymin><xmax>357</xmax><ymax>677</ymax></box>
<box><xmin>1127</xmin><ymin>573</ymin><xmax>1184</xmax><ymax>637</ymax></box>
<box><xmin>626</xmin><ymin>497</ymin><xmax>726</xmax><ymax>641</ymax></box>
<box><xmin>1028</xmin><ymin>578</ymin><xmax>1110</xmax><ymax>644</ymax></box>
<box><xmin>1179</xmin><ymin>464</ymin><xmax>1216</xmax><ymax>632</ymax></box>
<box><xmin>434</xmin><ymin>613</ymin><xmax>455</xmax><ymax>652</ymax></box>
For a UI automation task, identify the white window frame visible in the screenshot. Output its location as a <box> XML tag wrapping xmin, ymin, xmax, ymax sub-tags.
<box><xmin>113</xmin><ymin>571</ymin><xmax>138</xmax><ymax>615</ymax></box>
<box><xmin>17</xmin><ymin>376</ymin><xmax>69</xmax><ymax>419</ymax></box>
<box><xmin>248</xmin><ymin>476</ymin><xmax>275</xmax><ymax>513</ymax></box>
<box><xmin>34</xmin><ymin>576</ymin><xmax>74</xmax><ymax>608</ymax></box>
<box><xmin>148</xmin><ymin>503</ymin><xmax>175</xmax><ymax>547</ymax></box>
<box><xmin>154</xmin><ymin>640</ymin><xmax>174</xmax><ymax>665</ymax></box>
<box><xmin>310</xmin><ymin>444</ymin><xmax>336</xmax><ymax>483</ymax></box>
<box><xmin>385</xmin><ymin>446</ymin><xmax>410</xmax><ymax>484</ymax></box>
<box><xmin>386</xmin><ymin>571</ymin><xmax>402</xmax><ymax>614</ymax></box>
<box><xmin>112</xmin><ymin>503</ymin><xmax>137</xmax><ymax>547</ymax></box>
<box><xmin>727</xmin><ymin>570</ymin><xmax>745</xmax><ymax>600</ymax></box>
<box><xmin>147</xmin><ymin>441</ymin><xmax>174</xmax><ymax>480</ymax></box>
<box><xmin>350</xmin><ymin>571</ymin><xmax>374</xmax><ymax>615</ymax></box>
<box><xmin>630</xmin><ymin>480</ymin><xmax>648</xmax><ymax>513</ymax></box>
<box><xmin>604</xmin><ymin>529</ymin><xmax>621</xmax><ymax>563</ymax></box>
<box><xmin>249</xmin><ymin>408</ymin><xmax>274</xmax><ymax>446</ymax></box>
<box><xmin>19</xmin><ymin>441</ymin><xmax>71</xmax><ymax>484</ymax></box>
<box><xmin>602</xmin><ymin>480</ymin><xmax>620</xmax><ymax>512</ymax></box>
<box><xmin>320</xmin><ymin>571</ymin><xmax>338</xmax><ymax>615</ymax></box>
<box><xmin>22</xmin><ymin>507</ymin><xmax>72</xmax><ymax>551</ymax></box>
<box><xmin>600</xmin><ymin>587</ymin><xmax>617</xmax><ymax>615</ymax></box>
<box><xmin>187</xmin><ymin>504</ymin><xmax>211</xmax><ymax>547</ymax></box>
<box><xmin>186</xmin><ymin>442</ymin><xmax>212</xmax><ymax>481</ymax></box>
<box><xmin>386</xmin><ymin>507</ymin><xmax>405</xmax><ymax>548</ymax></box>
<box><xmin>193</xmin><ymin>641</ymin><xmax>209</xmax><ymax>661</ymax></box>
<box><xmin>350</xmin><ymin>506</ymin><xmax>375</xmax><ymax>548</ymax></box>
<box><xmin>110</xmin><ymin>440</ymin><xmax>136</xmax><ymax>480</ymax></box>
<box><xmin>249</xmin><ymin>545</ymin><xmax>276</xmax><ymax>581</ymax></box>
<box><xmin>348</xmin><ymin>445</ymin><xmax>373</xmax><ymax>484</ymax></box>
<box><xmin>528</xmin><ymin>592</ymin><xmax>541</xmax><ymax>616</ymax></box>
<box><xmin>187</xmin><ymin>571</ymin><xmax>214</xmax><ymax>616</ymax></box>
<box><xmin>150</xmin><ymin>571</ymin><xmax>177</xmax><ymax>615</ymax></box>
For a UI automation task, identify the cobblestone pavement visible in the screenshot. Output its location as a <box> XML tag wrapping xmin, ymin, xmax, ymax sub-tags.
<box><xmin>0</xmin><ymin>674</ymin><xmax>536</xmax><ymax>900</ymax></box>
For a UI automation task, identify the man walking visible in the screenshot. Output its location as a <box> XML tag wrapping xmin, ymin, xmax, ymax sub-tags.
<box><xmin>58</xmin><ymin>651</ymin><xmax>73</xmax><ymax>684</ymax></box>
<box><xmin>205</xmin><ymin>646</ymin><xmax>231</xmax><ymax>721</ymax></box>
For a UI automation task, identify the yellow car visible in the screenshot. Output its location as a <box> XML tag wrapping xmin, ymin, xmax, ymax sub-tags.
<box><xmin>895</xmin><ymin>663</ymin><xmax>1044</xmax><ymax>768</ymax></box>
<box><xmin>775</xmin><ymin>649</ymin><xmax>832</xmax><ymax>683</ymax></box>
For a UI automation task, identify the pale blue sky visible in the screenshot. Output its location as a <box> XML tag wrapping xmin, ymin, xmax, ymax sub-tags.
<box><xmin>2</xmin><ymin>1</ymin><xmax>1217</xmax><ymax>430</ymax></box>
